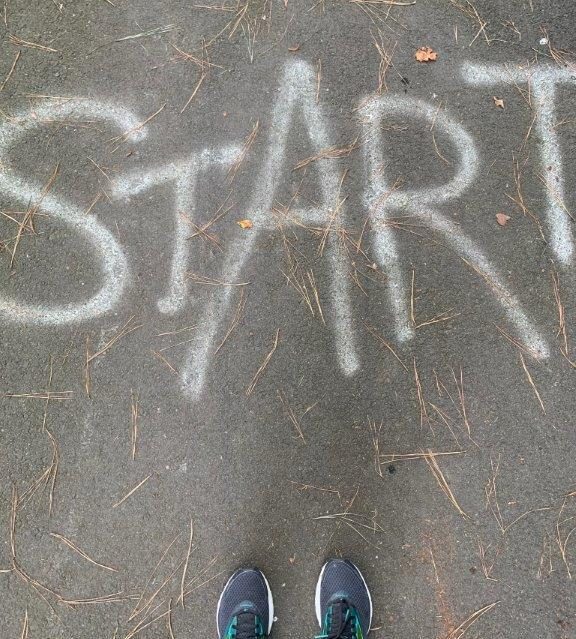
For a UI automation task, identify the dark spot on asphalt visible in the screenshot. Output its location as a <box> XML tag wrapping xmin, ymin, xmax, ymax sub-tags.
<box><xmin>388</xmin><ymin>465</ymin><xmax>396</xmax><ymax>474</ymax></box>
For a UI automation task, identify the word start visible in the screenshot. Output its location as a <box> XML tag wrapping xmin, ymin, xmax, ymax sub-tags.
<box><xmin>0</xmin><ymin>61</ymin><xmax>573</xmax><ymax>399</ymax></box>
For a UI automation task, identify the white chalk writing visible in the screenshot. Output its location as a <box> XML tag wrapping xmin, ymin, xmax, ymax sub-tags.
<box><xmin>2</xmin><ymin>60</ymin><xmax>571</xmax><ymax>399</ymax></box>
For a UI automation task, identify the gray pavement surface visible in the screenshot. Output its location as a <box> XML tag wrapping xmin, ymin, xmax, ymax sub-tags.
<box><xmin>1</xmin><ymin>0</ymin><xmax>576</xmax><ymax>637</ymax></box>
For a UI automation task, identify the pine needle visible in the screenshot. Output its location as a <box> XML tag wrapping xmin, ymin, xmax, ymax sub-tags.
<box><xmin>50</xmin><ymin>533</ymin><xmax>118</xmax><ymax>572</ymax></box>
<box><xmin>424</xmin><ymin>449</ymin><xmax>469</xmax><ymax>518</ymax></box>
<box><xmin>113</xmin><ymin>475</ymin><xmax>151</xmax><ymax>508</ymax></box>
<box><xmin>246</xmin><ymin>329</ymin><xmax>280</xmax><ymax>396</ymax></box>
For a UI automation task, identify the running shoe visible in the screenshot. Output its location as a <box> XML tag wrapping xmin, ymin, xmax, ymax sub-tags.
<box><xmin>315</xmin><ymin>559</ymin><xmax>372</xmax><ymax>639</ymax></box>
<box><xmin>217</xmin><ymin>568</ymin><xmax>274</xmax><ymax>639</ymax></box>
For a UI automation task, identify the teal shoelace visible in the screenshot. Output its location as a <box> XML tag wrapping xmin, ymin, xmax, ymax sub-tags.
<box><xmin>315</xmin><ymin>603</ymin><xmax>362</xmax><ymax>639</ymax></box>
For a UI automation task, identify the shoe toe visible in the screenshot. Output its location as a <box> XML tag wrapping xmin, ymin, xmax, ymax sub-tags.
<box><xmin>318</xmin><ymin>559</ymin><xmax>372</xmax><ymax>636</ymax></box>
<box><xmin>217</xmin><ymin>568</ymin><xmax>272</xmax><ymax>636</ymax></box>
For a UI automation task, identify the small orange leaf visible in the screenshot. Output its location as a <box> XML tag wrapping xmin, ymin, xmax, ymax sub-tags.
<box><xmin>415</xmin><ymin>47</ymin><xmax>438</xmax><ymax>62</ymax></box>
<box><xmin>496</xmin><ymin>213</ymin><xmax>511</xmax><ymax>226</ymax></box>
<box><xmin>237</xmin><ymin>219</ymin><xmax>253</xmax><ymax>229</ymax></box>
<box><xmin>493</xmin><ymin>96</ymin><xmax>505</xmax><ymax>109</ymax></box>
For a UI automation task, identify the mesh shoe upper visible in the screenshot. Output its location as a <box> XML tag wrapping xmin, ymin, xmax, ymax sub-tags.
<box><xmin>217</xmin><ymin>568</ymin><xmax>273</xmax><ymax>639</ymax></box>
<box><xmin>316</xmin><ymin>560</ymin><xmax>372</xmax><ymax>638</ymax></box>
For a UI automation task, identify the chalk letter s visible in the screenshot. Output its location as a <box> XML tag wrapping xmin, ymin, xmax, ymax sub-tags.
<box><xmin>0</xmin><ymin>101</ymin><xmax>147</xmax><ymax>324</ymax></box>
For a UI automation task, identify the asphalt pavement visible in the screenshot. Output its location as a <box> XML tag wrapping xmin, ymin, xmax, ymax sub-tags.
<box><xmin>1</xmin><ymin>1</ymin><xmax>576</xmax><ymax>638</ymax></box>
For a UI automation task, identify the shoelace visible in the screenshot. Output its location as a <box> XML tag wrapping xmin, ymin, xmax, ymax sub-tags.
<box><xmin>231</xmin><ymin>611</ymin><xmax>266</xmax><ymax>639</ymax></box>
<box><xmin>315</xmin><ymin>601</ymin><xmax>357</xmax><ymax>639</ymax></box>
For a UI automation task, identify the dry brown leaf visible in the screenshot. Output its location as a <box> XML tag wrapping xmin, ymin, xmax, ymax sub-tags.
<box><xmin>415</xmin><ymin>47</ymin><xmax>438</xmax><ymax>62</ymax></box>
<box><xmin>237</xmin><ymin>219</ymin><xmax>253</xmax><ymax>229</ymax></box>
<box><xmin>288</xmin><ymin>45</ymin><xmax>300</xmax><ymax>52</ymax></box>
<box><xmin>496</xmin><ymin>213</ymin><xmax>511</xmax><ymax>226</ymax></box>
<box><xmin>493</xmin><ymin>96</ymin><xmax>505</xmax><ymax>109</ymax></box>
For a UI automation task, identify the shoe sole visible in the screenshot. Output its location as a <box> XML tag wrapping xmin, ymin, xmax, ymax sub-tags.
<box><xmin>216</xmin><ymin>568</ymin><xmax>275</xmax><ymax>636</ymax></box>
<box><xmin>314</xmin><ymin>560</ymin><xmax>373</xmax><ymax>633</ymax></box>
